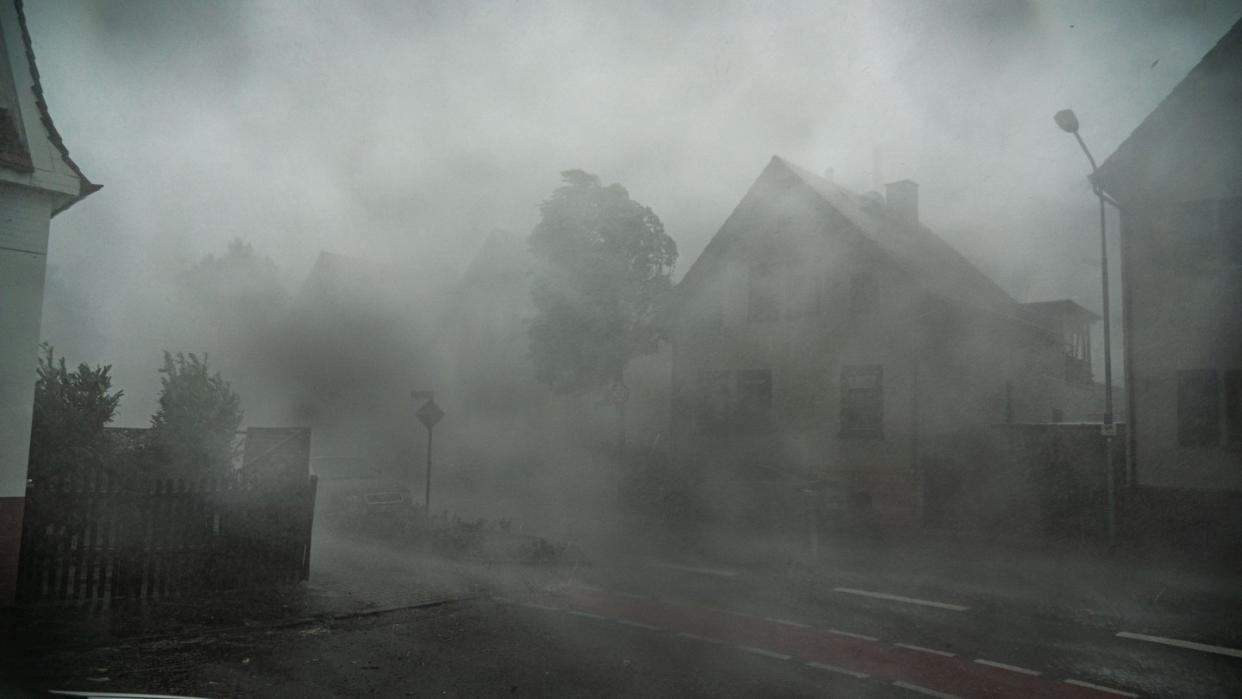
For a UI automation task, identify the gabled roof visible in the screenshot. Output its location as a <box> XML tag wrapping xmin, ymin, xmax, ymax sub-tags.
<box><xmin>0</xmin><ymin>0</ymin><xmax>99</xmax><ymax>215</ymax></box>
<box><xmin>750</xmin><ymin>156</ymin><xmax>1016</xmax><ymax>311</ymax></box>
<box><xmin>1095</xmin><ymin>17</ymin><xmax>1242</xmax><ymax>200</ymax></box>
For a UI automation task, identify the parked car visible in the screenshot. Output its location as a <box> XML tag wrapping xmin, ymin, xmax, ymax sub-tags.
<box><xmin>311</xmin><ymin>457</ymin><xmax>416</xmax><ymax>534</ymax></box>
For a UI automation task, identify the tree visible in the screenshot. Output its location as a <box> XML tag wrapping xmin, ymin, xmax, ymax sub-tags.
<box><xmin>27</xmin><ymin>343</ymin><xmax>123</xmax><ymax>483</ymax></box>
<box><xmin>527</xmin><ymin>170</ymin><xmax>678</xmax><ymax>461</ymax></box>
<box><xmin>183</xmin><ymin>238</ymin><xmax>288</xmax><ymax>320</ymax></box>
<box><xmin>149</xmin><ymin>351</ymin><xmax>243</xmax><ymax>480</ymax></box>
<box><xmin>181</xmin><ymin>238</ymin><xmax>288</xmax><ymax>360</ymax></box>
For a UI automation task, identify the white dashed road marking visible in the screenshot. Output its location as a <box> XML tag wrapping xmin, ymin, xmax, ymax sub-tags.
<box><xmin>1063</xmin><ymin>678</ymin><xmax>1140</xmax><ymax>697</ymax></box>
<box><xmin>833</xmin><ymin>587</ymin><xmax>969</xmax><ymax>612</ymax></box>
<box><xmin>519</xmin><ymin>602</ymin><xmax>561</xmax><ymax>611</ymax></box>
<box><xmin>805</xmin><ymin>661</ymin><xmax>870</xmax><ymax>679</ymax></box>
<box><xmin>892</xmin><ymin>680</ymin><xmax>964</xmax><ymax>698</ymax></box>
<box><xmin>616</xmin><ymin>619</ymin><xmax>663</xmax><ymax>631</ymax></box>
<box><xmin>566</xmin><ymin>610</ymin><xmax>607</xmax><ymax>620</ymax></box>
<box><xmin>649</xmin><ymin>561</ymin><xmax>740</xmax><ymax>578</ymax></box>
<box><xmin>894</xmin><ymin>642</ymin><xmax>956</xmax><ymax>657</ymax></box>
<box><xmin>738</xmin><ymin>645</ymin><xmax>792</xmax><ymax>661</ymax></box>
<box><xmin>676</xmin><ymin>631</ymin><xmax>722</xmax><ymax>644</ymax></box>
<box><xmin>766</xmin><ymin>617</ymin><xmax>812</xmax><ymax>628</ymax></box>
<box><xmin>973</xmin><ymin>658</ymin><xmax>1041</xmax><ymax>676</ymax></box>
<box><xmin>1116</xmin><ymin>631</ymin><xmax>1242</xmax><ymax>659</ymax></box>
<box><xmin>825</xmin><ymin>628</ymin><xmax>879</xmax><ymax>642</ymax></box>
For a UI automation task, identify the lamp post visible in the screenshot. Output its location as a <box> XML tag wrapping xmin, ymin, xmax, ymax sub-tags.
<box><xmin>1054</xmin><ymin>108</ymin><xmax>1116</xmax><ymax>548</ymax></box>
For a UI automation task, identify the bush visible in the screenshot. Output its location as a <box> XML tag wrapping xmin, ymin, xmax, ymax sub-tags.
<box><xmin>27</xmin><ymin>344</ymin><xmax>122</xmax><ymax>484</ymax></box>
<box><xmin>149</xmin><ymin>352</ymin><xmax>243</xmax><ymax>480</ymax></box>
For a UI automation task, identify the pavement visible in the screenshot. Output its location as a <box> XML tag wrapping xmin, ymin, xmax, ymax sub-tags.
<box><xmin>6</xmin><ymin>522</ymin><xmax>1242</xmax><ymax>698</ymax></box>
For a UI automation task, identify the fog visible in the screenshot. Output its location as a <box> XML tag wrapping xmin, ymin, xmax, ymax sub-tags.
<box><xmin>25</xmin><ymin>0</ymin><xmax>1238</xmax><ymax>430</ymax></box>
<box><xmin>8</xmin><ymin>3</ymin><xmax>1242</xmax><ymax>696</ymax></box>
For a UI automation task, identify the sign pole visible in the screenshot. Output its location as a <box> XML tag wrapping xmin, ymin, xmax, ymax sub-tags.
<box><xmin>424</xmin><ymin>425</ymin><xmax>433</xmax><ymax>517</ymax></box>
<box><xmin>412</xmin><ymin>390</ymin><xmax>445</xmax><ymax>520</ymax></box>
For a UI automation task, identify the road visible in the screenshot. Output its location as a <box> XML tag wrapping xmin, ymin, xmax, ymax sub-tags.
<box><xmin>313</xmin><ymin>524</ymin><xmax>1242</xmax><ymax>698</ymax></box>
<box><xmin>17</xmin><ymin>526</ymin><xmax>1242</xmax><ymax>698</ymax></box>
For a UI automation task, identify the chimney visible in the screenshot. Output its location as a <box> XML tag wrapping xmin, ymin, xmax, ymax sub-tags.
<box><xmin>885</xmin><ymin>180</ymin><xmax>918</xmax><ymax>226</ymax></box>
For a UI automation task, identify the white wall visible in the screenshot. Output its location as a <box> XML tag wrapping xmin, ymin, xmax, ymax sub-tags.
<box><xmin>0</xmin><ymin>183</ymin><xmax>52</xmax><ymax>498</ymax></box>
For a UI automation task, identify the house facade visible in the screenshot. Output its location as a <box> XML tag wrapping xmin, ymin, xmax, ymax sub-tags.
<box><xmin>1095</xmin><ymin>18</ymin><xmax>1242</xmax><ymax>493</ymax></box>
<box><xmin>0</xmin><ymin>0</ymin><xmax>98</xmax><ymax>603</ymax></box>
<box><xmin>670</xmin><ymin>157</ymin><xmax>1096</xmax><ymax>526</ymax></box>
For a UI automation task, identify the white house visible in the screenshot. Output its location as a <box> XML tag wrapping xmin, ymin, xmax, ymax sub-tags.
<box><xmin>0</xmin><ymin>0</ymin><xmax>98</xmax><ymax>604</ymax></box>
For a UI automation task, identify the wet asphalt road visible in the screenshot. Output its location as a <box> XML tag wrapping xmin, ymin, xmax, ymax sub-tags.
<box><xmin>14</xmin><ymin>526</ymin><xmax>1242</xmax><ymax>698</ymax></box>
<box><xmin>565</xmin><ymin>555</ymin><xmax>1242</xmax><ymax>698</ymax></box>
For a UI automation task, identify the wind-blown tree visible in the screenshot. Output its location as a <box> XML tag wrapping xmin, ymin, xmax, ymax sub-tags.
<box><xmin>149</xmin><ymin>352</ymin><xmax>243</xmax><ymax>480</ymax></box>
<box><xmin>27</xmin><ymin>343</ymin><xmax>123</xmax><ymax>483</ymax></box>
<box><xmin>527</xmin><ymin>170</ymin><xmax>678</xmax><ymax>457</ymax></box>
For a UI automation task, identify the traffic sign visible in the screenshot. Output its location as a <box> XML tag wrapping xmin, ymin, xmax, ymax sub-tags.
<box><xmin>417</xmin><ymin>398</ymin><xmax>444</xmax><ymax>429</ymax></box>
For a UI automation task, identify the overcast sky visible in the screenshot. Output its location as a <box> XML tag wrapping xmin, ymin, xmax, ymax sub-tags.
<box><xmin>23</xmin><ymin>0</ymin><xmax>1242</xmax><ymax>423</ymax></box>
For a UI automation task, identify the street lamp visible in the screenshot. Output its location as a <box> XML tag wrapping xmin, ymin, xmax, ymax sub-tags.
<box><xmin>1054</xmin><ymin>108</ymin><xmax>1116</xmax><ymax>548</ymax></box>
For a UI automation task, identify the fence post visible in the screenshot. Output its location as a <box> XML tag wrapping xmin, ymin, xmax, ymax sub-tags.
<box><xmin>301</xmin><ymin>475</ymin><xmax>318</xmax><ymax>581</ymax></box>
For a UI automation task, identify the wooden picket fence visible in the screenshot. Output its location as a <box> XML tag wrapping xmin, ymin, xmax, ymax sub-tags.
<box><xmin>16</xmin><ymin>470</ymin><xmax>317</xmax><ymax>607</ymax></box>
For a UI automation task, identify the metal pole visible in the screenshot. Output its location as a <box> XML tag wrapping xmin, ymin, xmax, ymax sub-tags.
<box><xmin>1098</xmin><ymin>188</ymin><xmax>1117</xmax><ymax>549</ymax></box>
<box><xmin>1074</xmin><ymin>130</ymin><xmax>1117</xmax><ymax>548</ymax></box>
<box><xmin>617</xmin><ymin>402</ymin><xmax>626</xmax><ymax>485</ymax></box>
<box><xmin>424</xmin><ymin>426</ymin><xmax>433</xmax><ymax>517</ymax></box>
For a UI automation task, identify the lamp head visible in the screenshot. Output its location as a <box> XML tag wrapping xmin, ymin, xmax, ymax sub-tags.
<box><xmin>1054</xmin><ymin>109</ymin><xmax>1080</xmax><ymax>134</ymax></box>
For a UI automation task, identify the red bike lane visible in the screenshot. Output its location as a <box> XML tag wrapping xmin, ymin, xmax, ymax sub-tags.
<box><xmin>512</xmin><ymin>586</ymin><xmax>1137</xmax><ymax>699</ymax></box>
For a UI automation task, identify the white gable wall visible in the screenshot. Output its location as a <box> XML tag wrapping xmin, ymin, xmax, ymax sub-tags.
<box><xmin>0</xmin><ymin>182</ymin><xmax>51</xmax><ymax>499</ymax></box>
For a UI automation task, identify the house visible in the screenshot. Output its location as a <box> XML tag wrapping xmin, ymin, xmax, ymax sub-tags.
<box><xmin>277</xmin><ymin>251</ymin><xmax>454</xmax><ymax>483</ymax></box>
<box><xmin>669</xmin><ymin>156</ymin><xmax>1097</xmax><ymax>526</ymax></box>
<box><xmin>431</xmin><ymin>231</ymin><xmax>549</xmax><ymax>488</ymax></box>
<box><xmin>1094</xmin><ymin>19</ymin><xmax>1242</xmax><ymax>498</ymax></box>
<box><xmin>0</xmin><ymin>0</ymin><xmax>99</xmax><ymax>603</ymax></box>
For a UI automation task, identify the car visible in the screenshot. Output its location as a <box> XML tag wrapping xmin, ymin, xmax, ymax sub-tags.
<box><xmin>311</xmin><ymin>457</ymin><xmax>417</xmax><ymax>534</ymax></box>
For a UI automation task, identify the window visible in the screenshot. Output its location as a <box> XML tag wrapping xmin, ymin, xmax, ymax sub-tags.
<box><xmin>735</xmin><ymin>369</ymin><xmax>772</xmax><ymax>431</ymax></box>
<box><xmin>695</xmin><ymin>370</ymin><xmax>731</xmax><ymax>433</ymax></box>
<box><xmin>1226</xmin><ymin>371</ymin><xmax>1242</xmax><ymax>450</ymax></box>
<box><xmin>850</xmin><ymin>272</ymin><xmax>878</xmax><ymax>314</ymax></box>
<box><xmin>841</xmin><ymin>365</ymin><xmax>883</xmax><ymax>436</ymax></box>
<box><xmin>1178</xmin><ymin>369</ymin><xmax>1219</xmax><ymax>447</ymax></box>
<box><xmin>748</xmin><ymin>264</ymin><xmax>779</xmax><ymax>322</ymax></box>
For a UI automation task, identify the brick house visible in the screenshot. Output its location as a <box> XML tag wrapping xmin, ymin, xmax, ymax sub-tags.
<box><xmin>1094</xmin><ymin>19</ymin><xmax>1242</xmax><ymax>496</ymax></box>
<box><xmin>669</xmin><ymin>156</ymin><xmax>1097</xmax><ymax>526</ymax></box>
